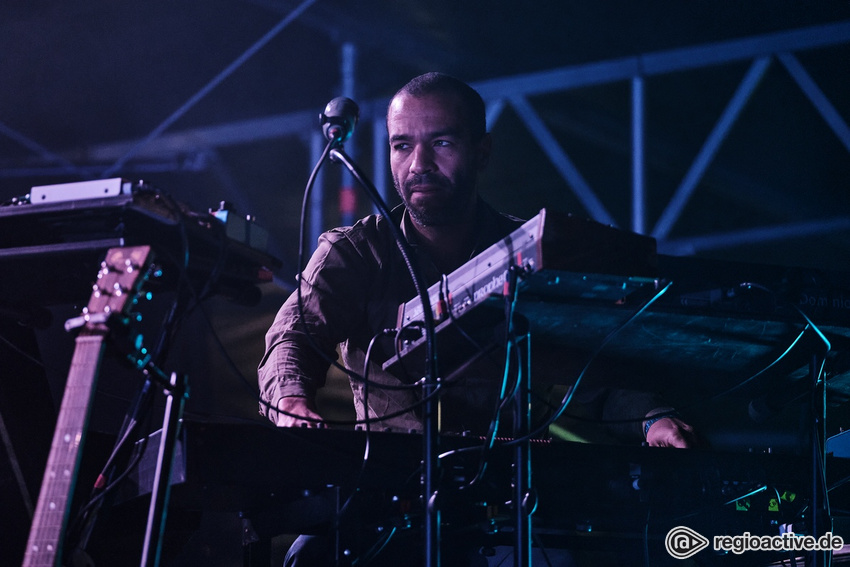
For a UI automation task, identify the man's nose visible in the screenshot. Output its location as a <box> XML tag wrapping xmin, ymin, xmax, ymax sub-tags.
<box><xmin>410</xmin><ymin>145</ymin><xmax>435</xmax><ymax>174</ymax></box>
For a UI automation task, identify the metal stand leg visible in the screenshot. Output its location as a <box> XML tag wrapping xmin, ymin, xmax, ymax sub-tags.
<box><xmin>140</xmin><ymin>372</ymin><xmax>188</xmax><ymax>567</ymax></box>
<box><xmin>240</xmin><ymin>518</ymin><xmax>270</xmax><ymax>567</ymax></box>
<box><xmin>424</xmin><ymin>379</ymin><xmax>440</xmax><ymax>567</ymax></box>
<box><xmin>810</xmin><ymin>351</ymin><xmax>829</xmax><ymax>567</ymax></box>
<box><xmin>513</xmin><ymin>331</ymin><xmax>532</xmax><ymax>567</ymax></box>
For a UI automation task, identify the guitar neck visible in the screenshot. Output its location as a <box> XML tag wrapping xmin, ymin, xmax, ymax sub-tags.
<box><xmin>22</xmin><ymin>245</ymin><xmax>153</xmax><ymax>566</ymax></box>
<box><xmin>22</xmin><ymin>333</ymin><xmax>106</xmax><ymax>566</ymax></box>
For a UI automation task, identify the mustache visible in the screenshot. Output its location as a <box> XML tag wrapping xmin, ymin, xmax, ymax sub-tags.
<box><xmin>404</xmin><ymin>173</ymin><xmax>451</xmax><ymax>191</ymax></box>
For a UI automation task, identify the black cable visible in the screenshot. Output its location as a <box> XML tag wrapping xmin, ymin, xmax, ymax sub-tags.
<box><xmin>195</xmin><ymin>280</ymin><xmax>438</xmax><ymax>427</ymax></box>
<box><xmin>66</xmin><ymin>420</ymin><xmax>153</xmax><ymax>551</ymax></box>
<box><xmin>281</xmin><ymin>139</ymin><xmax>442</xmax><ymax>427</ymax></box>
<box><xmin>501</xmin><ymin>280</ymin><xmax>674</xmax><ymax>448</ymax></box>
<box><xmin>448</xmin><ymin>265</ymin><xmax>523</xmax><ymax>488</ymax></box>
<box><xmin>133</xmin><ymin>186</ymin><xmax>196</xmax><ymax>367</ymax></box>
<box><xmin>388</xmin><ymin>321</ymin><xmax>429</xmax><ymax>386</ymax></box>
<box><xmin>258</xmin><ymin>139</ymin><xmax>444</xmax><ymax>430</ymax></box>
<box><xmin>351</xmin><ymin>526</ymin><xmax>398</xmax><ymax>567</ymax></box>
<box><xmin>65</xmin><ymin>186</ymin><xmax>202</xmax><ymax>556</ymax></box>
<box><xmin>335</xmin><ymin>329</ymin><xmax>391</xmax><ymax>522</ymax></box>
<box><xmin>530</xmin><ymin>531</ymin><xmax>555</xmax><ymax>567</ymax></box>
<box><xmin>676</xmin><ymin>322</ymin><xmax>811</xmax><ymax>414</ymax></box>
<box><xmin>192</xmin><ymin>289</ymin><xmax>443</xmax><ymax>428</ymax></box>
<box><xmin>547</xmin><ymin>298</ymin><xmax>816</xmax><ymax>430</ymax></box>
<box><xmin>291</xmin><ymin>139</ymin><xmax>368</xmax><ymax>385</ymax></box>
<box><xmin>442</xmin><ymin>273</ymin><xmax>489</xmax><ymax>355</ymax></box>
<box><xmin>327</xmin><ymin>147</ymin><xmax>439</xmax><ymax>405</ymax></box>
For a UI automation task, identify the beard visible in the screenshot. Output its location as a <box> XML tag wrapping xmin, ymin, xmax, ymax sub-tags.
<box><xmin>394</xmin><ymin>171</ymin><xmax>476</xmax><ymax>227</ymax></box>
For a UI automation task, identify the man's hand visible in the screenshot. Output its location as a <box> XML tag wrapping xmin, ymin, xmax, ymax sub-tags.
<box><xmin>645</xmin><ymin>416</ymin><xmax>698</xmax><ymax>448</ymax></box>
<box><xmin>273</xmin><ymin>396</ymin><xmax>325</xmax><ymax>428</ymax></box>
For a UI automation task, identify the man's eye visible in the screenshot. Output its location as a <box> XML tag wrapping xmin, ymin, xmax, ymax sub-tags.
<box><xmin>392</xmin><ymin>143</ymin><xmax>410</xmax><ymax>151</ymax></box>
<box><xmin>434</xmin><ymin>140</ymin><xmax>451</xmax><ymax>147</ymax></box>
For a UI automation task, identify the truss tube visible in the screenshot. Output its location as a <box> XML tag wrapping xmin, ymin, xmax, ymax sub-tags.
<box><xmin>477</xmin><ymin>59</ymin><xmax>640</xmax><ymax>101</ymax></box>
<box><xmin>0</xmin><ymin>161</ymin><xmax>206</xmax><ymax>179</ymax></box>
<box><xmin>309</xmin><ymin>131</ymin><xmax>326</xmax><ymax>252</ymax></box>
<box><xmin>46</xmin><ymin>20</ymin><xmax>850</xmax><ymax>172</ymax></box>
<box><xmin>486</xmin><ymin>98</ymin><xmax>507</xmax><ymax>130</ymax></box>
<box><xmin>0</xmin><ymin>121</ymin><xmax>84</xmax><ymax>177</ymax></box>
<box><xmin>338</xmin><ymin>42</ymin><xmax>358</xmax><ymax>226</ymax></box>
<box><xmin>657</xmin><ymin>216</ymin><xmax>850</xmax><ymax>255</ymax></box>
<box><xmin>632</xmin><ymin>75</ymin><xmax>645</xmax><ymax>234</ymax></box>
<box><xmin>372</xmin><ymin>116</ymin><xmax>388</xmax><ymax>214</ymax></box>
<box><xmin>474</xmin><ymin>20</ymin><xmax>850</xmax><ymax>100</ymax></box>
<box><xmin>639</xmin><ymin>20</ymin><xmax>850</xmax><ymax>76</ymax></box>
<box><xmin>652</xmin><ymin>57</ymin><xmax>771</xmax><ymax>241</ymax></box>
<box><xmin>77</xmin><ymin>111</ymin><xmax>316</xmax><ymax>163</ymax></box>
<box><xmin>778</xmin><ymin>52</ymin><xmax>850</xmax><ymax>153</ymax></box>
<box><xmin>508</xmin><ymin>95</ymin><xmax>616</xmax><ymax>226</ymax></box>
<box><xmin>101</xmin><ymin>0</ymin><xmax>318</xmax><ymax>178</ymax></box>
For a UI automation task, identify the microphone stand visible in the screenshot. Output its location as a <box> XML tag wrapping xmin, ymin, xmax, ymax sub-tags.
<box><xmin>801</xmin><ymin>316</ymin><xmax>831</xmax><ymax>567</ymax></box>
<box><xmin>327</xmin><ymin>146</ymin><xmax>441</xmax><ymax>567</ymax></box>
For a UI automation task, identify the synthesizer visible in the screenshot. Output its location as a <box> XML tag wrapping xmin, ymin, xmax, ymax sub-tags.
<box><xmin>382</xmin><ymin>209</ymin><xmax>850</xmax><ymax>397</ymax></box>
<box><xmin>0</xmin><ymin>179</ymin><xmax>281</xmax><ymax>306</ymax></box>
<box><xmin>384</xmin><ymin>208</ymin><xmax>659</xmax><ymax>372</ymax></box>
<box><xmin>120</xmin><ymin>420</ymin><xmax>831</xmax><ymax>546</ymax></box>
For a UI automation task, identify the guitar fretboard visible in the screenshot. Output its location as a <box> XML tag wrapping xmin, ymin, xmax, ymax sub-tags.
<box><xmin>22</xmin><ymin>332</ymin><xmax>107</xmax><ymax>565</ymax></box>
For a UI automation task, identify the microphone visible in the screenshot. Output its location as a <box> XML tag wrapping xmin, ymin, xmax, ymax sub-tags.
<box><xmin>320</xmin><ymin>97</ymin><xmax>359</xmax><ymax>144</ymax></box>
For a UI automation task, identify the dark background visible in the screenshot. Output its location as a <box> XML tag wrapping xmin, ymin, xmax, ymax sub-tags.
<box><xmin>2</xmin><ymin>2</ymin><xmax>850</xmax><ymax>565</ymax></box>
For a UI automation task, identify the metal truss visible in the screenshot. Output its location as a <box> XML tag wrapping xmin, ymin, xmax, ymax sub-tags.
<box><xmin>3</xmin><ymin>19</ymin><xmax>850</xmax><ymax>254</ymax></box>
<box><xmin>467</xmin><ymin>19</ymin><xmax>850</xmax><ymax>250</ymax></box>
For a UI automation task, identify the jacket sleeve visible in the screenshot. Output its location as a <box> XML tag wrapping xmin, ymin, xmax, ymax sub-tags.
<box><xmin>257</xmin><ymin>229</ymin><xmax>372</xmax><ymax>418</ymax></box>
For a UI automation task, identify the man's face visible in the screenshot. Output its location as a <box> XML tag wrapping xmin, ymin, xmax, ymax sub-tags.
<box><xmin>387</xmin><ymin>92</ymin><xmax>490</xmax><ymax>226</ymax></box>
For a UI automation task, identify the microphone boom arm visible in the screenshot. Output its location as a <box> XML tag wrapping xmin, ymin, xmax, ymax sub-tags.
<box><xmin>327</xmin><ymin>146</ymin><xmax>442</xmax><ymax>567</ymax></box>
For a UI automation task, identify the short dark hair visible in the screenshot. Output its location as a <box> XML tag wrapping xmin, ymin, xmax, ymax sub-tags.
<box><xmin>390</xmin><ymin>72</ymin><xmax>487</xmax><ymax>140</ymax></box>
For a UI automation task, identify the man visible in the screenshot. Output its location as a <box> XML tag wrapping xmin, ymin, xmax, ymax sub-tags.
<box><xmin>258</xmin><ymin>72</ymin><xmax>696</xmax><ymax>564</ymax></box>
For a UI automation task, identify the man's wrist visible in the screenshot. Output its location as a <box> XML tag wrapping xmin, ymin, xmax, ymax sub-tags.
<box><xmin>277</xmin><ymin>395</ymin><xmax>309</xmax><ymax>409</ymax></box>
<box><xmin>643</xmin><ymin>408</ymin><xmax>679</xmax><ymax>438</ymax></box>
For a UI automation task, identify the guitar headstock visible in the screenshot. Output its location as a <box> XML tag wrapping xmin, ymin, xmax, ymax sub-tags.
<box><xmin>65</xmin><ymin>246</ymin><xmax>155</xmax><ymax>332</ymax></box>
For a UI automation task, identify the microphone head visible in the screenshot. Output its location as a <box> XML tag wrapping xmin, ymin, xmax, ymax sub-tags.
<box><xmin>320</xmin><ymin>97</ymin><xmax>359</xmax><ymax>144</ymax></box>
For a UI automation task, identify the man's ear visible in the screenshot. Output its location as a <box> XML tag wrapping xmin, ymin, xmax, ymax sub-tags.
<box><xmin>477</xmin><ymin>132</ymin><xmax>492</xmax><ymax>170</ymax></box>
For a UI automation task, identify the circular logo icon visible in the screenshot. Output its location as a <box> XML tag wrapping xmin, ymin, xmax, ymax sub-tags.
<box><xmin>665</xmin><ymin>526</ymin><xmax>710</xmax><ymax>559</ymax></box>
